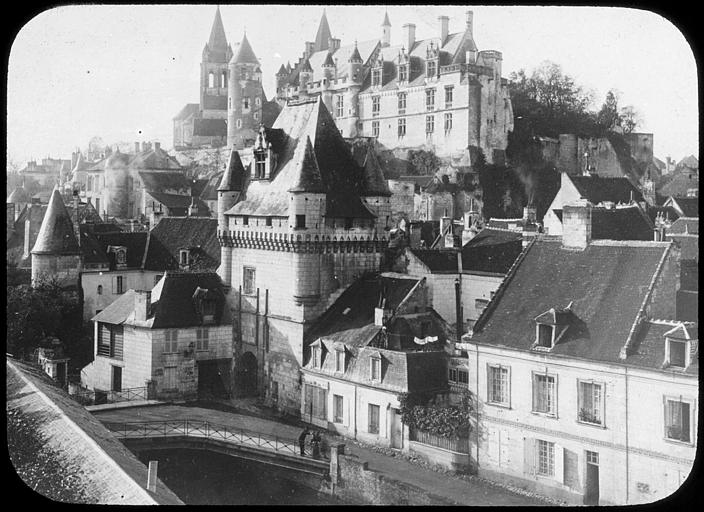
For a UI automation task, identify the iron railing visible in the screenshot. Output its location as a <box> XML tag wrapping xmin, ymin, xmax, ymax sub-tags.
<box><xmin>409</xmin><ymin>427</ymin><xmax>469</xmax><ymax>454</ymax></box>
<box><xmin>103</xmin><ymin>420</ymin><xmax>299</xmax><ymax>457</ymax></box>
<box><xmin>70</xmin><ymin>386</ymin><xmax>150</xmax><ymax>406</ymax></box>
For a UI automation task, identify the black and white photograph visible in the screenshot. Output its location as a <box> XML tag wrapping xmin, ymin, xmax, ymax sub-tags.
<box><xmin>6</xmin><ymin>4</ymin><xmax>698</xmax><ymax>505</ymax></box>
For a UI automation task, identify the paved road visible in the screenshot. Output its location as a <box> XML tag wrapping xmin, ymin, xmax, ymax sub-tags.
<box><xmin>92</xmin><ymin>403</ymin><xmax>551</xmax><ymax>506</ymax></box>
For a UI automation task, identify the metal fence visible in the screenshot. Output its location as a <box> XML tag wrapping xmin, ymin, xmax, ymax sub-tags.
<box><xmin>409</xmin><ymin>427</ymin><xmax>469</xmax><ymax>454</ymax></box>
<box><xmin>70</xmin><ymin>386</ymin><xmax>149</xmax><ymax>406</ymax></box>
<box><xmin>103</xmin><ymin>420</ymin><xmax>299</xmax><ymax>457</ymax></box>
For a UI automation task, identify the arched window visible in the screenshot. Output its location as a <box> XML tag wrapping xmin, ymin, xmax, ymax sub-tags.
<box><xmin>236</xmin><ymin>119</ymin><xmax>242</xmax><ymax>129</ymax></box>
<box><xmin>208</xmin><ymin>72</ymin><xmax>215</xmax><ymax>88</ymax></box>
<box><xmin>255</xmin><ymin>97</ymin><xmax>261</xmax><ymax>106</ymax></box>
<box><xmin>97</xmin><ymin>285</ymin><xmax>103</xmax><ymax>295</ymax></box>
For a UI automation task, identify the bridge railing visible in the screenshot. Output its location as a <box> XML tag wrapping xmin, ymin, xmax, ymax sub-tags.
<box><xmin>103</xmin><ymin>420</ymin><xmax>299</xmax><ymax>457</ymax></box>
<box><xmin>70</xmin><ymin>386</ymin><xmax>150</xmax><ymax>406</ymax></box>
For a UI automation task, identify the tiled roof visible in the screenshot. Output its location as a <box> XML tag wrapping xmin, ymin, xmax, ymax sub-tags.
<box><xmin>145</xmin><ymin>192</ymin><xmax>209</xmax><ymax>214</ymax></box>
<box><xmin>130</xmin><ymin>148</ymin><xmax>182</xmax><ymax>171</ymax></box>
<box><xmin>150</xmin><ymin>272</ymin><xmax>229</xmax><ymax>329</ymax></box>
<box><xmin>409</xmin><ymin>248</ymin><xmax>458</xmax><ymax>272</ymax></box>
<box><xmin>173</xmin><ymin>103</ymin><xmax>199</xmax><ymax>121</ymax></box>
<box><xmin>646</xmin><ymin>205</ymin><xmax>679</xmax><ymax>224</ymax></box>
<box><xmin>93</xmin><ymin>290</ymin><xmax>137</xmax><ymax>324</ymax></box>
<box><xmin>671</xmin><ymin>197</ymin><xmax>699</xmax><ymax>218</ymax></box>
<box><xmin>190</xmin><ymin>178</ymin><xmax>209</xmax><ymax>198</ymax></box>
<box><xmin>306</xmin><ymin>273</ymin><xmax>422</xmax><ymax>345</ymax></box>
<box><xmin>262</xmin><ymin>100</ymin><xmax>282</xmax><ymax>128</ymax></box>
<box><xmin>31</xmin><ymin>189</ymin><xmax>81</xmax><ymax>255</ymax></box>
<box><xmin>668</xmin><ymin>217</ymin><xmax>699</xmax><ymax>235</ymax></box>
<box><xmin>569</xmin><ymin>175</ymin><xmax>644</xmax><ymax>204</ymax></box>
<box><xmin>138</xmin><ymin>171</ymin><xmax>191</xmax><ymax>193</ymax></box>
<box><xmin>656</xmin><ymin>171</ymin><xmax>699</xmax><ymax>200</ymax></box>
<box><xmin>678</xmin><ymin>155</ymin><xmax>698</xmax><ymax>169</ymax></box>
<box><xmin>143</xmin><ymin>217</ymin><xmax>220</xmax><ymax>272</ymax></box>
<box><xmin>471</xmin><ymin>240</ymin><xmax>674</xmax><ymax>368</ymax></box>
<box><xmin>92</xmin><ymin>232</ymin><xmax>149</xmax><ymax>269</ymax></box>
<box><xmin>394</xmin><ymin>175</ymin><xmax>435</xmax><ymax>191</ymax></box>
<box><xmin>558</xmin><ymin>205</ymin><xmax>655</xmax><ymax>241</ymax></box>
<box><xmin>461</xmin><ymin>228</ymin><xmax>523</xmax><ymax>274</ymax></box>
<box><xmin>227</xmin><ymin>97</ymin><xmax>377</xmax><ymax>219</ymax></box>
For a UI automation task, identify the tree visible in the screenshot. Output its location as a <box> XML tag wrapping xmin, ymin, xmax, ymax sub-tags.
<box><xmin>619</xmin><ymin>105</ymin><xmax>641</xmax><ymax>134</ymax></box>
<box><xmin>408</xmin><ymin>149</ymin><xmax>441</xmax><ymax>176</ymax></box>
<box><xmin>597</xmin><ymin>89</ymin><xmax>622</xmax><ymax>132</ymax></box>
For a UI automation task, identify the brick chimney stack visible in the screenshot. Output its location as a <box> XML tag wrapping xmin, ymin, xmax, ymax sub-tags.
<box><xmin>562</xmin><ymin>200</ymin><xmax>592</xmax><ymax>250</ymax></box>
<box><xmin>403</xmin><ymin>23</ymin><xmax>416</xmax><ymax>52</ymax></box>
<box><xmin>438</xmin><ymin>16</ymin><xmax>449</xmax><ymax>46</ymax></box>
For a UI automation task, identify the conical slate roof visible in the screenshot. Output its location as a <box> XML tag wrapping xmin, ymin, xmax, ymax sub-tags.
<box><xmin>208</xmin><ymin>6</ymin><xmax>228</xmax><ymax>50</ymax></box>
<box><xmin>7</xmin><ymin>186</ymin><xmax>30</xmax><ymax>204</ymax></box>
<box><xmin>322</xmin><ymin>52</ymin><xmax>335</xmax><ymax>68</ymax></box>
<box><xmin>31</xmin><ymin>188</ymin><xmax>80</xmax><ymax>255</ymax></box>
<box><xmin>218</xmin><ymin>149</ymin><xmax>246</xmax><ymax>191</ymax></box>
<box><xmin>276</xmin><ymin>64</ymin><xmax>288</xmax><ymax>75</ymax></box>
<box><xmin>300</xmin><ymin>58</ymin><xmax>313</xmax><ymax>72</ymax></box>
<box><xmin>231</xmin><ymin>34</ymin><xmax>259</xmax><ymax>65</ymax></box>
<box><xmin>382</xmin><ymin>11</ymin><xmax>391</xmax><ymax>26</ymax></box>
<box><xmin>313</xmin><ymin>9</ymin><xmax>332</xmax><ymax>52</ymax></box>
<box><xmin>348</xmin><ymin>43</ymin><xmax>363</xmax><ymax>63</ymax></box>
<box><xmin>362</xmin><ymin>145</ymin><xmax>391</xmax><ymax>196</ymax></box>
<box><xmin>289</xmin><ymin>137</ymin><xmax>324</xmax><ymax>193</ymax></box>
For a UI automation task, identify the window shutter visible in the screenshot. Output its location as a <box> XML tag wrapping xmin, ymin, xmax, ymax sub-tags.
<box><xmin>524</xmin><ymin>437</ymin><xmax>536</xmax><ymax>476</ymax></box>
<box><xmin>554</xmin><ymin>443</ymin><xmax>564</xmax><ymax>483</ymax></box>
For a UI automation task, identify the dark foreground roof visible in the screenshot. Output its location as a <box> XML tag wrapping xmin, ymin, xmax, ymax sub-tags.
<box><xmin>143</xmin><ymin>217</ymin><xmax>220</xmax><ymax>272</ymax></box>
<box><xmin>570</xmin><ymin>175</ymin><xmax>644</xmax><ymax>204</ymax></box>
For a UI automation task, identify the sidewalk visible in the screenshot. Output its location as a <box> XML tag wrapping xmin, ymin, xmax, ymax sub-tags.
<box><xmin>91</xmin><ymin>400</ymin><xmax>553</xmax><ymax>506</ymax></box>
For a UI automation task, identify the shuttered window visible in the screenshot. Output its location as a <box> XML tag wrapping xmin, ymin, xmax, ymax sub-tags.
<box><xmin>368</xmin><ymin>403</ymin><xmax>380</xmax><ymax>434</ymax></box>
<box><xmin>532</xmin><ymin>372</ymin><xmax>556</xmax><ymax>416</ymax></box>
<box><xmin>665</xmin><ymin>398</ymin><xmax>691</xmax><ymax>443</ymax></box>
<box><xmin>303</xmin><ymin>384</ymin><xmax>327</xmax><ymax>420</ymax></box>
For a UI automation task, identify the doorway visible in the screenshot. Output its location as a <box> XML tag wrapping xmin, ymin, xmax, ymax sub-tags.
<box><xmin>584</xmin><ymin>450</ymin><xmax>599</xmax><ymax>505</ymax></box>
<box><xmin>390</xmin><ymin>408</ymin><xmax>403</xmax><ymax>449</ymax></box>
<box><xmin>56</xmin><ymin>362</ymin><xmax>67</xmax><ymax>388</ymax></box>
<box><xmin>112</xmin><ymin>365</ymin><xmax>122</xmax><ymax>392</ymax></box>
<box><xmin>239</xmin><ymin>352</ymin><xmax>258</xmax><ymax>396</ymax></box>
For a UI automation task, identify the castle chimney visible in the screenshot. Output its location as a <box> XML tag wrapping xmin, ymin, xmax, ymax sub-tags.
<box><xmin>523</xmin><ymin>206</ymin><xmax>537</xmax><ymax>223</ymax></box>
<box><xmin>304</xmin><ymin>41</ymin><xmax>314</xmax><ymax>59</ymax></box>
<box><xmin>438</xmin><ymin>16</ymin><xmax>449</xmax><ymax>46</ymax></box>
<box><xmin>403</xmin><ymin>23</ymin><xmax>416</xmax><ymax>52</ymax></box>
<box><xmin>154</xmin><ymin>142</ymin><xmax>161</xmax><ymax>151</ymax></box>
<box><xmin>134</xmin><ymin>291</ymin><xmax>151</xmax><ymax>322</ymax></box>
<box><xmin>188</xmin><ymin>197</ymin><xmax>198</xmax><ymax>217</ymax></box>
<box><xmin>562</xmin><ymin>200</ymin><xmax>592</xmax><ymax>250</ymax></box>
<box><xmin>466</xmin><ymin>10</ymin><xmax>474</xmax><ymax>36</ymax></box>
<box><xmin>142</xmin><ymin>142</ymin><xmax>148</xmax><ymax>152</ymax></box>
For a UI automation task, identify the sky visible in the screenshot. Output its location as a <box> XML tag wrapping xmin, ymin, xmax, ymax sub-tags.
<box><xmin>7</xmin><ymin>4</ymin><xmax>698</xmax><ymax>165</ymax></box>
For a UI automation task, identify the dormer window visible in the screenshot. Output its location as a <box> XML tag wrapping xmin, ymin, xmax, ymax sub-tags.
<box><xmin>426</xmin><ymin>60</ymin><xmax>436</xmax><ymax>78</ymax></box>
<box><xmin>202</xmin><ymin>300</ymin><xmax>216</xmax><ymax>324</ymax></box>
<box><xmin>533</xmin><ymin>303</ymin><xmax>576</xmax><ymax>351</ymax></box>
<box><xmin>179</xmin><ymin>249</ymin><xmax>191</xmax><ymax>268</ymax></box>
<box><xmin>537</xmin><ymin>324</ymin><xmax>554</xmax><ymax>348</ymax></box>
<box><xmin>108</xmin><ymin>245</ymin><xmax>128</xmax><ymax>268</ymax></box>
<box><xmin>663</xmin><ymin>323</ymin><xmax>697</xmax><ymax>370</ymax></box>
<box><xmin>370</xmin><ymin>354</ymin><xmax>381</xmax><ymax>381</ymax></box>
<box><xmin>335</xmin><ymin>349</ymin><xmax>345</xmax><ymax>373</ymax></box>
<box><xmin>254</xmin><ymin>151</ymin><xmax>266</xmax><ymax>179</ymax></box>
<box><xmin>310</xmin><ymin>341</ymin><xmax>323</xmax><ymax>369</ymax></box>
<box><xmin>668</xmin><ymin>339</ymin><xmax>687</xmax><ymax>368</ymax></box>
<box><xmin>398</xmin><ymin>64</ymin><xmax>407</xmax><ymax>83</ymax></box>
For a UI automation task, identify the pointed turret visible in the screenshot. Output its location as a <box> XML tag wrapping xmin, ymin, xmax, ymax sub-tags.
<box><xmin>381</xmin><ymin>11</ymin><xmax>391</xmax><ymax>47</ymax></box>
<box><xmin>361</xmin><ymin>145</ymin><xmax>391</xmax><ymax>196</ymax></box>
<box><xmin>290</xmin><ymin>137</ymin><xmax>325</xmax><ymax>193</ymax></box>
<box><xmin>322</xmin><ymin>52</ymin><xmax>335</xmax><ymax>68</ymax></box>
<box><xmin>208</xmin><ymin>6</ymin><xmax>228</xmax><ymax>51</ymax></box>
<box><xmin>231</xmin><ymin>33</ymin><xmax>259</xmax><ymax>65</ymax></box>
<box><xmin>277</xmin><ymin>64</ymin><xmax>288</xmax><ymax>76</ymax></box>
<box><xmin>219</xmin><ymin>149</ymin><xmax>246</xmax><ymax>191</ymax></box>
<box><xmin>313</xmin><ymin>9</ymin><xmax>332</xmax><ymax>52</ymax></box>
<box><xmin>383</xmin><ymin>11</ymin><xmax>391</xmax><ymax>27</ymax></box>
<box><xmin>31</xmin><ymin>188</ymin><xmax>80</xmax><ymax>255</ymax></box>
<box><xmin>348</xmin><ymin>41</ymin><xmax>363</xmax><ymax>63</ymax></box>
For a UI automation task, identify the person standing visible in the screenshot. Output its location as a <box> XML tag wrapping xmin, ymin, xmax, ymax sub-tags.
<box><xmin>311</xmin><ymin>430</ymin><xmax>321</xmax><ymax>460</ymax></box>
<box><xmin>298</xmin><ymin>429</ymin><xmax>309</xmax><ymax>456</ymax></box>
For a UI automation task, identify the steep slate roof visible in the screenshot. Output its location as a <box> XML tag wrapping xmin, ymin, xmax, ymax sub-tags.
<box><xmin>668</xmin><ymin>217</ymin><xmax>699</xmax><ymax>235</ymax></box>
<box><xmin>227</xmin><ymin>98</ymin><xmax>375</xmax><ymax>219</ymax></box>
<box><xmin>231</xmin><ymin>34</ymin><xmax>259</xmax><ymax>65</ymax></box>
<box><xmin>306</xmin><ymin>273</ymin><xmax>422</xmax><ymax>345</ymax></box>
<box><xmin>569</xmin><ymin>175</ymin><xmax>644</xmax><ymax>204</ymax></box>
<box><xmin>669</xmin><ymin>197</ymin><xmax>699</xmax><ymax>218</ymax></box>
<box><xmin>145</xmin><ymin>192</ymin><xmax>210</xmax><ymax>214</ymax></box>
<box><xmin>173</xmin><ymin>103</ymin><xmax>199</xmax><ymax>121</ymax></box>
<box><xmin>461</xmin><ymin>228</ymin><xmax>523</xmax><ymax>274</ymax></box>
<box><xmin>313</xmin><ymin>9</ymin><xmax>332</xmax><ymax>52</ymax></box>
<box><xmin>138</xmin><ymin>171</ymin><xmax>191</xmax><ymax>193</ymax></box>
<box><xmin>471</xmin><ymin>239</ymin><xmax>674</xmax><ymax>368</ymax></box>
<box><xmin>93</xmin><ymin>290</ymin><xmax>138</xmax><ymax>324</ymax></box>
<box><xmin>409</xmin><ymin>248</ymin><xmax>458</xmax><ymax>272</ymax></box>
<box><xmin>31</xmin><ymin>189</ymin><xmax>81</xmax><ymax>255</ymax></box>
<box><xmin>143</xmin><ymin>217</ymin><xmax>220</xmax><ymax>272</ymax></box>
<box><xmin>678</xmin><ymin>155</ymin><xmax>698</xmax><ymax>169</ymax></box>
<box><xmin>207</xmin><ymin>6</ymin><xmax>228</xmax><ymax>50</ymax></box>
<box><xmin>91</xmin><ymin>232</ymin><xmax>149</xmax><ymax>269</ymax></box>
<box><xmin>218</xmin><ymin>149</ymin><xmax>247</xmax><ymax>191</ymax></box>
<box><xmin>130</xmin><ymin>148</ymin><xmax>182</xmax><ymax>171</ymax></box>
<box><xmin>7</xmin><ymin>186</ymin><xmax>30</xmax><ymax>204</ymax></box>
<box><xmin>554</xmin><ymin>205</ymin><xmax>655</xmax><ymax>240</ymax></box>
<box><xmin>150</xmin><ymin>272</ymin><xmax>229</xmax><ymax>328</ymax></box>
<box><xmin>396</xmin><ymin>175</ymin><xmax>435</xmax><ymax>191</ymax></box>
<box><xmin>626</xmin><ymin>321</ymin><xmax>698</xmax><ymax>375</ymax></box>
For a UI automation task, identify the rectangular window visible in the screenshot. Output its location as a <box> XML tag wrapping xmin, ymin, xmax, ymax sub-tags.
<box><xmin>333</xmin><ymin>394</ymin><xmax>344</xmax><ymax>423</ymax></box>
<box><xmin>196</xmin><ymin>328</ymin><xmax>209</xmax><ymax>351</ymax></box>
<box><xmin>335</xmin><ymin>350</ymin><xmax>345</xmax><ymax>372</ymax></box>
<box><xmin>398</xmin><ymin>92</ymin><xmax>406</xmax><ymax>114</ymax></box>
<box><xmin>427</xmin><ymin>61</ymin><xmax>436</xmax><ymax>78</ymax></box>
<box><xmin>578</xmin><ymin>381</ymin><xmax>603</xmax><ymax>425</ymax></box>
<box><xmin>179</xmin><ymin>250</ymin><xmax>189</xmax><ymax>266</ymax></box>
<box><xmin>399</xmin><ymin>65</ymin><xmax>407</xmax><ymax>82</ymax></box>
<box><xmin>372</xmin><ymin>121</ymin><xmax>379</xmax><ymax>138</ymax></box>
<box><xmin>370</xmin><ymin>357</ymin><xmax>381</xmax><ymax>381</ymax></box>
<box><xmin>271</xmin><ymin>381</ymin><xmax>279</xmax><ymax>401</ymax></box>
<box><xmin>336</xmin><ymin>94</ymin><xmax>344</xmax><ymax>117</ymax></box>
<box><xmin>444</xmin><ymin>113</ymin><xmax>453</xmax><ymax>132</ymax></box>
<box><xmin>164</xmin><ymin>330</ymin><xmax>179</xmax><ymax>353</ymax></box>
<box><xmin>163</xmin><ymin>366</ymin><xmax>178</xmax><ymax>390</ymax></box>
<box><xmin>243</xmin><ymin>97</ymin><xmax>250</xmax><ymax>110</ymax></box>
<box><xmin>665</xmin><ymin>398</ymin><xmax>692</xmax><ymax>443</ymax></box>
<box><xmin>532</xmin><ymin>373</ymin><xmax>556</xmax><ymax>416</ymax></box>
<box><xmin>448</xmin><ymin>368</ymin><xmax>457</xmax><ymax>382</ymax></box>
<box><xmin>112</xmin><ymin>276</ymin><xmax>124</xmax><ymax>294</ymax></box>
<box><xmin>537</xmin><ymin>440</ymin><xmax>555</xmax><ymax>476</ymax></box>
<box><xmin>445</xmin><ymin>86</ymin><xmax>454</xmax><ymax>107</ymax></box>
<box><xmin>303</xmin><ymin>384</ymin><xmax>327</xmax><ymax>420</ymax></box>
<box><xmin>372</xmin><ymin>69</ymin><xmax>381</xmax><ymax>87</ymax></box>
<box><xmin>295</xmin><ymin>214</ymin><xmax>306</xmax><ymax>229</ymax></box>
<box><xmin>488</xmin><ymin>365</ymin><xmax>510</xmax><ymax>406</ymax></box>
<box><xmin>368</xmin><ymin>403</ymin><xmax>380</xmax><ymax>434</ymax></box>
<box><xmin>398</xmin><ymin>118</ymin><xmax>406</xmax><ymax>138</ymax></box>
<box><xmin>372</xmin><ymin>96</ymin><xmax>380</xmax><ymax>116</ymax></box>
<box><xmin>537</xmin><ymin>324</ymin><xmax>553</xmax><ymax>348</ymax></box>
<box><xmin>311</xmin><ymin>345</ymin><xmax>320</xmax><ymax>369</ymax></box>
<box><xmin>242</xmin><ymin>215</ymin><xmax>249</xmax><ymax>226</ymax></box>
<box><xmin>265</xmin><ymin>217</ymin><xmax>272</xmax><ymax>227</ymax></box>
<box><xmin>586</xmin><ymin>450</ymin><xmax>599</xmax><ymax>465</ymax></box>
<box><xmin>254</xmin><ymin>152</ymin><xmax>266</xmax><ymax>178</ymax></box>
<box><xmin>425</xmin><ymin>115</ymin><xmax>435</xmax><ymax>134</ymax></box>
<box><xmin>426</xmin><ymin>89</ymin><xmax>435</xmax><ymax>111</ymax></box>
<box><xmin>243</xmin><ymin>267</ymin><xmax>256</xmax><ymax>295</ymax></box>
<box><xmin>669</xmin><ymin>340</ymin><xmax>687</xmax><ymax>367</ymax></box>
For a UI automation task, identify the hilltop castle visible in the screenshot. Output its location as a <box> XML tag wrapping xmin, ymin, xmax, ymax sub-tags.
<box><xmin>275</xmin><ymin>9</ymin><xmax>514</xmax><ymax>164</ymax></box>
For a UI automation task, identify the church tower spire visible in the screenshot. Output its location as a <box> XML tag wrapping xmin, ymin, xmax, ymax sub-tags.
<box><xmin>208</xmin><ymin>5</ymin><xmax>228</xmax><ymax>51</ymax></box>
<box><xmin>313</xmin><ymin>8</ymin><xmax>332</xmax><ymax>53</ymax></box>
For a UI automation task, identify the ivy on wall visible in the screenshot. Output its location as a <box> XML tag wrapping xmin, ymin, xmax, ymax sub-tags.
<box><xmin>398</xmin><ymin>390</ymin><xmax>473</xmax><ymax>438</ymax></box>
